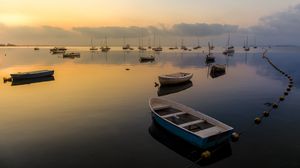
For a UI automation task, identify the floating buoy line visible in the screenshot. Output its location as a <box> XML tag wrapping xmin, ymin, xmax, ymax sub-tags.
<box><xmin>231</xmin><ymin>49</ymin><xmax>294</xmax><ymax>142</ymax></box>
<box><xmin>185</xmin><ymin>49</ymin><xmax>295</xmax><ymax>166</ymax></box>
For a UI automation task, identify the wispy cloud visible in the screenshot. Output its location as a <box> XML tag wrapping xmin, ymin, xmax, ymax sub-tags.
<box><xmin>248</xmin><ymin>4</ymin><xmax>300</xmax><ymax>45</ymax></box>
<box><xmin>0</xmin><ymin>22</ymin><xmax>238</xmax><ymax>45</ymax></box>
<box><xmin>1</xmin><ymin>3</ymin><xmax>300</xmax><ymax>45</ymax></box>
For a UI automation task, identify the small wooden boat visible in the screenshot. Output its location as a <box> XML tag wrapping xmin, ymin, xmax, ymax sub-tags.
<box><xmin>140</xmin><ymin>55</ymin><xmax>155</xmax><ymax>61</ymax></box>
<box><xmin>63</xmin><ymin>52</ymin><xmax>80</xmax><ymax>58</ymax></box>
<box><xmin>206</xmin><ymin>42</ymin><xmax>215</xmax><ymax>63</ymax></box>
<box><xmin>210</xmin><ymin>64</ymin><xmax>226</xmax><ymax>78</ymax></box>
<box><xmin>206</xmin><ymin>56</ymin><xmax>215</xmax><ymax>64</ymax></box>
<box><xmin>149</xmin><ymin>98</ymin><xmax>233</xmax><ymax>149</ymax></box>
<box><xmin>90</xmin><ymin>38</ymin><xmax>98</xmax><ymax>51</ymax></box>
<box><xmin>10</xmin><ymin>70</ymin><xmax>54</xmax><ymax>80</ymax></box>
<box><xmin>34</xmin><ymin>47</ymin><xmax>40</xmax><ymax>50</ymax></box>
<box><xmin>101</xmin><ymin>46</ymin><xmax>110</xmax><ymax>52</ymax></box>
<box><xmin>152</xmin><ymin>47</ymin><xmax>162</xmax><ymax>52</ymax></box>
<box><xmin>90</xmin><ymin>47</ymin><xmax>98</xmax><ymax>51</ymax></box>
<box><xmin>211</xmin><ymin>64</ymin><xmax>226</xmax><ymax>73</ymax></box>
<box><xmin>101</xmin><ymin>36</ymin><xmax>110</xmax><ymax>52</ymax></box>
<box><xmin>159</xmin><ymin>72</ymin><xmax>193</xmax><ymax>85</ymax></box>
<box><xmin>223</xmin><ymin>33</ymin><xmax>235</xmax><ymax>55</ymax></box>
<box><xmin>12</xmin><ymin>76</ymin><xmax>55</xmax><ymax>86</ymax></box>
<box><xmin>244</xmin><ymin>36</ymin><xmax>250</xmax><ymax>51</ymax></box>
<box><xmin>50</xmin><ymin>47</ymin><xmax>67</xmax><ymax>52</ymax></box>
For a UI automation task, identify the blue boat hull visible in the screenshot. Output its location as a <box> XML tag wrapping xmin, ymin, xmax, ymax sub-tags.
<box><xmin>152</xmin><ymin>113</ymin><xmax>232</xmax><ymax>149</ymax></box>
<box><xmin>11</xmin><ymin>71</ymin><xmax>54</xmax><ymax>80</ymax></box>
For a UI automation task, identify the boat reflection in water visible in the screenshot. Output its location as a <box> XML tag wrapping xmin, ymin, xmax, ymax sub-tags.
<box><xmin>149</xmin><ymin>121</ymin><xmax>232</xmax><ymax>166</ymax></box>
<box><xmin>139</xmin><ymin>58</ymin><xmax>156</xmax><ymax>63</ymax></box>
<box><xmin>11</xmin><ymin>76</ymin><xmax>55</xmax><ymax>86</ymax></box>
<box><xmin>157</xmin><ymin>81</ymin><xmax>193</xmax><ymax>96</ymax></box>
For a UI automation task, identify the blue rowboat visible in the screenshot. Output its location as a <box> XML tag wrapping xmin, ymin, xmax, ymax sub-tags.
<box><xmin>10</xmin><ymin>70</ymin><xmax>54</xmax><ymax>80</ymax></box>
<box><xmin>149</xmin><ymin>97</ymin><xmax>233</xmax><ymax>149</ymax></box>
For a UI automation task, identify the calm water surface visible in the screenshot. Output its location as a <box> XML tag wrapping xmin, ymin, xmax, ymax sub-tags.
<box><xmin>0</xmin><ymin>47</ymin><xmax>299</xmax><ymax>168</ymax></box>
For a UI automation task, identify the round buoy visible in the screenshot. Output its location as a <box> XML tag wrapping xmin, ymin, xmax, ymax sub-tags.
<box><xmin>287</xmin><ymin>88</ymin><xmax>291</xmax><ymax>92</ymax></box>
<box><xmin>279</xmin><ymin>96</ymin><xmax>285</xmax><ymax>101</ymax></box>
<box><xmin>272</xmin><ymin>103</ymin><xmax>279</xmax><ymax>109</ymax></box>
<box><xmin>255</xmin><ymin>117</ymin><xmax>261</xmax><ymax>124</ymax></box>
<box><xmin>288</xmin><ymin>84</ymin><xmax>293</xmax><ymax>88</ymax></box>
<box><xmin>263</xmin><ymin>111</ymin><xmax>270</xmax><ymax>117</ymax></box>
<box><xmin>290</xmin><ymin>82</ymin><xmax>293</xmax><ymax>85</ymax></box>
<box><xmin>231</xmin><ymin>132</ymin><xmax>240</xmax><ymax>142</ymax></box>
<box><xmin>285</xmin><ymin>74</ymin><xmax>288</xmax><ymax>77</ymax></box>
<box><xmin>201</xmin><ymin>150</ymin><xmax>211</xmax><ymax>159</ymax></box>
<box><xmin>284</xmin><ymin>92</ymin><xmax>289</xmax><ymax>96</ymax></box>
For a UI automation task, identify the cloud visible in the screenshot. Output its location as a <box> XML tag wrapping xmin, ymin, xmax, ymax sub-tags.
<box><xmin>0</xmin><ymin>24</ymin><xmax>80</xmax><ymax>45</ymax></box>
<box><xmin>248</xmin><ymin>4</ymin><xmax>300</xmax><ymax>45</ymax></box>
<box><xmin>0</xmin><ymin>22</ymin><xmax>239</xmax><ymax>45</ymax></box>
<box><xmin>2</xmin><ymin>1</ymin><xmax>300</xmax><ymax>46</ymax></box>
<box><xmin>72</xmin><ymin>23</ymin><xmax>239</xmax><ymax>38</ymax></box>
<box><xmin>171</xmin><ymin>23</ymin><xmax>238</xmax><ymax>36</ymax></box>
<box><xmin>72</xmin><ymin>26</ymin><xmax>149</xmax><ymax>38</ymax></box>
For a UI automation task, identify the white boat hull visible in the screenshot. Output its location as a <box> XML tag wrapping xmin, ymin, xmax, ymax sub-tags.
<box><xmin>159</xmin><ymin>72</ymin><xmax>193</xmax><ymax>85</ymax></box>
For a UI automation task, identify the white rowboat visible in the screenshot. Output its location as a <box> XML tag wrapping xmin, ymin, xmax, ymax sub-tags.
<box><xmin>159</xmin><ymin>72</ymin><xmax>193</xmax><ymax>85</ymax></box>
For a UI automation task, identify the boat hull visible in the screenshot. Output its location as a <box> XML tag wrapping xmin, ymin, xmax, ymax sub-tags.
<box><xmin>149</xmin><ymin>98</ymin><xmax>233</xmax><ymax>149</ymax></box>
<box><xmin>140</xmin><ymin>56</ymin><xmax>155</xmax><ymax>61</ymax></box>
<box><xmin>11</xmin><ymin>70</ymin><xmax>54</xmax><ymax>80</ymax></box>
<box><xmin>151</xmin><ymin>113</ymin><xmax>231</xmax><ymax>149</ymax></box>
<box><xmin>159</xmin><ymin>73</ymin><xmax>193</xmax><ymax>85</ymax></box>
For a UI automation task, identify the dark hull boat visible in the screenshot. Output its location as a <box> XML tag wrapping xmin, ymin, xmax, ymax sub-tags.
<box><xmin>10</xmin><ymin>70</ymin><xmax>54</xmax><ymax>80</ymax></box>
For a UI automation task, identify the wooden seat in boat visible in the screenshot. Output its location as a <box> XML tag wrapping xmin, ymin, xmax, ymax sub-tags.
<box><xmin>195</xmin><ymin>126</ymin><xmax>224</xmax><ymax>138</ymax></box>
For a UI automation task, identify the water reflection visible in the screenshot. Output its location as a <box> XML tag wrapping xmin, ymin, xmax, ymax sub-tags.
<box><xmin>157</xmin><ymin>81</ymin><xmax>193</xmax><ymax>96</ymax></box>
<box><xmin>149</xmin><ymin>121</ymin><xmax>232</xmax><ymax>166</ymax></box>
<box><xmin>210</xmin><ymin>70</ymin><xmax>226</xmax><ymax>79</ymax></box>
<box><xmin>9</xmin><ymin>76</ymin><xmax>55</xmax><ymax>86</ymax></box>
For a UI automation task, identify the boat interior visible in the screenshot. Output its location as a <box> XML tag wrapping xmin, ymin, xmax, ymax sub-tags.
<box><xmin>165</xmin><ymin>72</ymin><xmax>189</xmax><ymax>78</ymax></box>
<box><xmin>152</xmin><ymin>105</ymin><xmax>222</xmax><ymax>137</ymax></box>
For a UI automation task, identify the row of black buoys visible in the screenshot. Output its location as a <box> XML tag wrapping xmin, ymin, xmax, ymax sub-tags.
<box><xmin>230</xmin><ymin>50</ymin><xmax>294</xmax><ymax>144</ymax></box>
<box><xmin>254</xmin><ymin>49</ymin><xmax>294</xmax><ymax>125</ymax></box>
<box><xmin>231</xmin><ymin>50</ymin><xmax>267</xmax><ymax>142</ymax></box>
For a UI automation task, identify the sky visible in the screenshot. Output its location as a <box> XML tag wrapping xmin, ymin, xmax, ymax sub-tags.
<box><xmin>1</xmin><ymin>0</ymin><xmax>300</xmax><ymax>45</ymax></box>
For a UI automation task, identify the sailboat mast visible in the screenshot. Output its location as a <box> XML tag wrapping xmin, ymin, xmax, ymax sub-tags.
<box><xmin>158</xmin><ymin>37</ymin><xmax>161</xmax><ymax>47</ymax></box>
<box><xmin>227</xmin><ymin>32</ymin><xmax>230</xmax><ymax>47</ymax></box>
<box><xmin>153</xmin><ymin>33</ymin><xmax>156</xmax><ymax>47</ymax></box>
<box><xmin>208</xmin><ymin>42</ymin><xmax>211</xmax><ymax>55</ymax></box>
